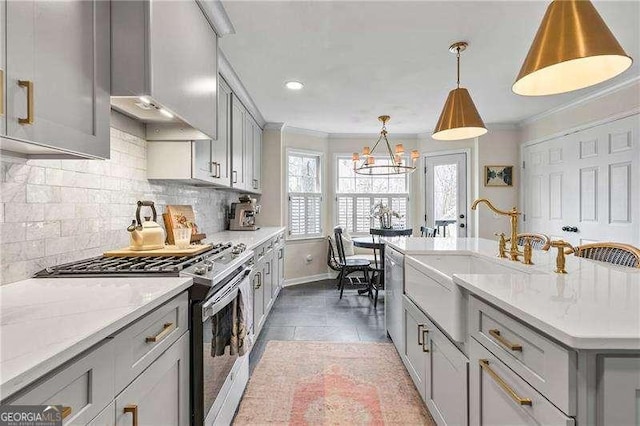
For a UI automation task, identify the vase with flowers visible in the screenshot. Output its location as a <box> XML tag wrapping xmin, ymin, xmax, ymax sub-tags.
<box><xmin>370</xmin><ymin>202</ymin><xmax>403</xmax><ymax>229</ymax></box>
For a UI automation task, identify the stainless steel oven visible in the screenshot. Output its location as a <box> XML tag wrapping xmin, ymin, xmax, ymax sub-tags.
<box><xmin>191</xmin><ymin>260</ymin><xmax>253</xmax><ymax>425</ymax></box>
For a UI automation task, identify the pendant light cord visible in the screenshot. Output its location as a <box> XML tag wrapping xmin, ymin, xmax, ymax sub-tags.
<box><xmin>456</xmin><ymin>47</ymin><xmax>461</xmax><ymax>88</ymax></box>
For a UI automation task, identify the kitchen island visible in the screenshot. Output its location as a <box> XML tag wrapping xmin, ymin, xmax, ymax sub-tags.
<box><xmin>383</xmin><ymin>237</ymin><xmax>640</xmax><ymax>426</ymax></box>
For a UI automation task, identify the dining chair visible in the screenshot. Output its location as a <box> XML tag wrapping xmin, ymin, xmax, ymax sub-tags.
<box><xmin>420</xmin><ymin>226</ymin><xmax>437</xmax><ymax>237</ymax></box>
<box><xmin>508</xmin><ymin>233</ymin><xmax>551</xmax><ymax>250</ymax></box>
<box><xmin>331</xmin><ymin>227</ymin><xmax>372</xmax><ymax>299</ymax></box>
<box><xmin>569</xmin><ymin>242</ymin><xmax>640</xmax><ymax>268</ymax></box>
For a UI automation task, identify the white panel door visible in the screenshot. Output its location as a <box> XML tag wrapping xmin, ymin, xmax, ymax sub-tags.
<box><xmin>425</xmin><ymin>152</ymin><xmax>468</xmax><ymax>237</ymax></box>
<box><xmin>523</xmin><ymin>114</ymin><xmax>639</xmax><ymax>246</ymax></box>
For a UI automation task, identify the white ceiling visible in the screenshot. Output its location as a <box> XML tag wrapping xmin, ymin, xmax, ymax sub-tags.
<box><xmin>219</xmin><ymin>1</ymin><xmax>640</xmax><ymax>134</ymax></box>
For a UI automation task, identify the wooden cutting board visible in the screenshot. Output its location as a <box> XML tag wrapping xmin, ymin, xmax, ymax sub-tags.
<box><xmin>104</xmin><ymin>244</ymin><xmax>213</xmax><ymax>257</ymax></box>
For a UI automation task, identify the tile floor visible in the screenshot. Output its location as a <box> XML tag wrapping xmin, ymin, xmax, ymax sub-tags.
<box><xmin>249</xmin><ymin>279</ymin><xmax>389</xmax><ymax>372</ymax></box>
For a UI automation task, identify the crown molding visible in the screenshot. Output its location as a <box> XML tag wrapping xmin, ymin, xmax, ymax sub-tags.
<box><xmin>328</xmin><ymin>132</ymin><xmax>419</xmax><ymax>139</ymax></box>
<box><xmin>264</xmin><ymin>122</ymin><xmax>285</xmax><ymax>131</ymax></box>
<box><xmin>518</xmin><ymin>75</ymin><xmax>640</xmax><ymax>127</ymax></box>
<box><xmin>197</xmin><ymin>0</ymin><xmax>235</xmax><ymax>36</ymax></box>
<box><xmin>283</xmin><ymin>126</ymin><xmax>329</xmax><ymax>138</ymax></box>
<box><xmin>218</xmin><ymin>50</ymin><xmax>266</xmax><ymax>127</ymax></box>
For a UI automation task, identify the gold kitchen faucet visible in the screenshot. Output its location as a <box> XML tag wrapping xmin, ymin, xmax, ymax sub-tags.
<box><xmin>472</xmin><ymin>198</ymin><xmax>531</xmax><ymax>264</ymax></box>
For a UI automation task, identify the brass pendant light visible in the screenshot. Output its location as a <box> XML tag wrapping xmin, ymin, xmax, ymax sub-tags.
<box><xmin>433</xmin><ymin>42</ymin><xmax>487</xmax><ymax>141</ymax></box>
<box><xmin>513</xmin><ymin>0</ymin><xmax>633</xmax><ymax>96</ymax></box>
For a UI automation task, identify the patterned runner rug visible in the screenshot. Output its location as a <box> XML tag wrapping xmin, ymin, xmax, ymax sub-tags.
<box><xmin>234</xmin><ymin>341</ymin><xmax>435</xmax><ymax>425</ymax></box>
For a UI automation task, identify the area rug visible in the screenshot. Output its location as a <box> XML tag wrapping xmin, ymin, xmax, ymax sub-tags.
<box><xmin>234</xmin><ymin>341</ymin><xmax>435</xmax><ymax>425</ymax></box>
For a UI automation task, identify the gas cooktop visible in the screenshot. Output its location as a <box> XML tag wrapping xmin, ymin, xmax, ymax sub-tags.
<box><xmin>33</xmin><ymin>242</ymin><xmax>236</xmax><ymax>278</ymax></box>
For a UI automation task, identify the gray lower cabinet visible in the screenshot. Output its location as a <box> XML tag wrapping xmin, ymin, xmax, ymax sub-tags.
<box><xmin>277</xmin><ymin>244</ymin><xmax>285</xmax><ymax>288</ymax></box>
<box><xmin>469</xmin><ymin>337</ymin><xmax>574</xmax><ymax>426</ymax></box>
<box><xmin>115</xmin><ymin>332</ymin><xmax>190</xmax><ymax>426</ymax></box>
<box><xmin>402</xmin><ymin>296</ymin><xmax>429</xmax><ymax>400</ymax></box>
<box><xmin>2</xmin><ymin>0</ymin><xmax>110</xmax><ymax>158</ymax></box>
<box><xmin>402</xmin><ymin>295</ymin><xmax>468</xmax><ymax>425</ymax></box>
<box><xmin>88</xmin><ymin>401</ymin><xmax>115</xmax><ymax>426</ymax></box>
<box><xmin>597</xmin><ymin>355</ymin><xmax>640</xmax><ymax>426</ymax></box>
<box><xmin>253</xmin><ymin>268</ymin><xmax>265</xmax><ymax>336</ymax></box>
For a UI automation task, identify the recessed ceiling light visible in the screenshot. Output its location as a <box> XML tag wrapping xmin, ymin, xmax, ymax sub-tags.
<box><xmin>285</xmin><ymin>81</ymin><xmax>304</xmax><ymax>90</ymax></box>
<box><xmin>159</xmin><ymin>108</ymin><xmax>174</xmax><ymax>119</ymax></box>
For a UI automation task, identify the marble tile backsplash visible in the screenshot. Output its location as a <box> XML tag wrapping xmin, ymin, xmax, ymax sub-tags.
<box><xmin>0</xmin><ymin>128</ymin><xmax>239</xmax><ymax>284</ymax></box>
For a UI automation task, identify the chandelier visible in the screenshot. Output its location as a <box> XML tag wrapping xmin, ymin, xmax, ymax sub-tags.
<box><xmin>352</xmin><ymin>115</ymin><xmax>419</xmax><ymax>175</ymax></box>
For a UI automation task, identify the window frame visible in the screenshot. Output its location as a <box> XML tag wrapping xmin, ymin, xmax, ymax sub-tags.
<box><xmin>334</xmin><ymin>153</ymin><xmax>411</xmax><ymax>235</ymax></box>
<box><xmin>286</xmin><ymin>149</ymin><xmax>324</xmax><ymax>240</ymax></box>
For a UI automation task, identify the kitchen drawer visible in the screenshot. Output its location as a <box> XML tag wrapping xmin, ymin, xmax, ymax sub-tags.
<box><xmin>113</xmin><ymin>292</ymin><xmax>189</xmax><ymax>393</ymax></box>
<box><xmin>469</xmin><ymin>338</ymin><xmax>574</xmax><ymax>426</ymax></box>
<box><xmin>7</xmin><ymin>341</ymin><xmax>115</xmax><ymax>425</ymax></box>
<box><xmin>469</xmin><ymin>296</ymin><xmax>576</xmax><ymax>415</ymax></box>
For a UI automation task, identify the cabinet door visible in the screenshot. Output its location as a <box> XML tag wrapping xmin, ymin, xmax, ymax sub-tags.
<box><xmin>87</xmin><ymin>401</ymin><xmax>115</xmax><ymax>426</ymax></box>
<box><xmin>402</xmin><ymin>296</ymin><xmax>428</xmax><ymax>400</ymax></box>
<box><xmin>212</xmin><ymin>78</ymin><xmax>232</xmax><ymax>186</ymax></box>
<box><xmin>278</xmin><ymin>246</ymin><xmax>285</xmax><ymax>288</ymax></box>
<box><xmin>231</xmin><ymin>96</ymin><xmax>246</xmax><ymax>190</ymax></box>
<box><xmin>252</xmin><ymin>121</ymin><xmax>262</xmax><ymax>192</ymax></box>
<box><xmin>115</xmin><ymin>332</ymin><xmax>190</xmax><ymax>426</ymax></box>
<box><xmin>6</xmin><ymin>0</ymin><xmax>110</xmax><ymax>158</ymax></box>
<box><xmin>253</xmin><ymin>270</ymin><xmax>265</xmax><ymax>336</ymax></box>
<box><xmin>469</xmin><ymin>338</ymin><xmax>574</xmax><ymax>426</ymax></box>
<box><xmin>425</xmin><ymin>324</ymin><xmax>468</xmax><ymax>426</ymax></box>
<box><xmin>193</xmin><ymin>139</ymin><xmax>215</xmax><ymax>183</ymax></box>
<box><xmin>149</xmin><ymin>0</ymin><xmax>217</xmax><ymax>139</ymax></box>
<box><xmin>598</xmin><ymin>355</ymin><xmax>640</xmax><ymax>426</ymax></box>
<box><xmin>243</xmin><ymin>113</ymin><xmax>254</xmax><ymax>191</ymax></box>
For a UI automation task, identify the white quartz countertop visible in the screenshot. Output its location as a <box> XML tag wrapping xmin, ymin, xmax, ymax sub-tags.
<box><xmin>0</xmin><ymin>276</ymin><xmax>193</xmax><ymax>399</ymax></box>
<box><xmin>386</xmin><ymin>237</ymin><xmax>640</xmax><ymax>350</ymax></box>
<box><xmin>207</xmin><ymin>227</ymin><xmax>286</xmax><ymax>250</ymax></box>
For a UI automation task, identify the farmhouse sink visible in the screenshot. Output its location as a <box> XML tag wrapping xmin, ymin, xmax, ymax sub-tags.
<box><xmin>405</xmin><ymin>254</ymin><xmax>544</xmax><ymax>342</ymax></box>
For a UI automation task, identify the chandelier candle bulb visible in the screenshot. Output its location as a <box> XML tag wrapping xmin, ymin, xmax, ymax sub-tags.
<box><xmin>411</xmin><ymin>150</ymin><xmax>420</xmax><ymax>160</ymax></box>
<box><xmin>352</xmin><ymin>153</ymin><xmax>360</xmax><ymax>161</ymax></box>
<box><xmin>395</xmin><ymin>144</ymin><xmax>405</xmax><ymax>154</ymax></box>
<box><xmin>394</xmin><ymin>154</ymin><xmax>402</xmax><ymax>164</ymax></box>
<box><xmin>362</xmin><ymin>146</ymin><xmax>371</xmax><ymax>156</ymax></box>
<box><xmin>367</xmin><ymin>156</ymin><xmax>375</xmax><ymax>165</ymax></box>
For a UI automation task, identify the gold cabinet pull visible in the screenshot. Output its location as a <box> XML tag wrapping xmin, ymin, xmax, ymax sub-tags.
<box><xmin>145</xmin><ymin>322</ymin><xmax>175</xmax><ymax>343</ymax></box>
<box><xmin>0</xmin><ymin>69</ymin><xmax>4</xmax><ymax>116</ymax></box>
<box><xmin>421</xmin><ymin>328</ymin><xmax>430</xmax><ymax>353</ymax></box>
<box><xmin>489</xmin><ymin>329</ymin><xmax>522</xmax><ymax>351</ymax></box>
<box><xmin>61</xmin><ymin>406</ymin><xmax>72</xmax><ymax>420</ymax></box>
<box><xmin>123</xmin><ymin>404</ymin><xmax>138</xmax><ymax>426</ymax></box>
<box><xmin>479</xmin><ymin>359</ymin><xmax>532</xmax><ymax>406</ymax></box>
<box><xmin>18</xmin><ymin>80</ymin><xmax>34</xmax><ymax>124</ymax></box>
<box><xmin>417</xmin><ymin>324</ymin><xmax>426</xmax><ymax>345</ymax></box>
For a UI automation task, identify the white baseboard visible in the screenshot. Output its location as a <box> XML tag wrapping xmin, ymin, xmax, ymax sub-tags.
<box><xmin>283</xmin><ymin>272</ymin><xmax>337</xmax><ymax>287</ymax></box>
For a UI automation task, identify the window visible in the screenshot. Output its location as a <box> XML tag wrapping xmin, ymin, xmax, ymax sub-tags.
<box><xmin>336</xmin><ymin>155</ymin><xmax>409</xmax><ymax>233</ymax></box>
<box><xmin>287</xmin><ymin>151</ymin><xmax>323</xmax><ymax>238</ymax></box>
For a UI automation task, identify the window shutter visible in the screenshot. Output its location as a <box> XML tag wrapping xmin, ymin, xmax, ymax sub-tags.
<box><xmin>337</xmin><ymin>196</ymin><xmax>354</xmax><ymax>232</ymax></box>
<box><xmin>289</xmin><ymin>195</ymin><xmax>306</xmax><ymax>236</ymax></box>
<box><xmin>306</xmin><ymin>194</ymin><xmax>322</xmax><ymax>235</ymax></box>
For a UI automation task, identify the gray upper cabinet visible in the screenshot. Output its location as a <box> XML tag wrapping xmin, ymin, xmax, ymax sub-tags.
<box><xmin>212</xmin><ymin>78</ymin><xmax>232</xmax><ymax>186</ymax></box>
<box><xmin>251</xmin><ymin>117</ymin><xmax>263</xmax><ymax>193</ymax></box>
<box><xmin>1</xmin><ymin>0</ymin><xmax>110</xmax><ymax>158</ymax></box>
<box><xmin>111</xmin><ymin>0</ymin><xmax>218</xmax><ymax>140</ymax></box>
<box><xmin>231</xmin><ymin>94</ymin><xmax>247</xmax><ymax>190</ymax></box>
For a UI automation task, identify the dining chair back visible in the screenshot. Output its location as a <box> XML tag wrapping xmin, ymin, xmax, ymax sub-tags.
<box><xmin>420</xmin><ymin>226</ymin><xmax>437</xmax><ymax>237</ymax></box>
<box><xmin>571</xmin><ymin>242</ymin><xmax>640</xmax><ymax>268</ymax></box>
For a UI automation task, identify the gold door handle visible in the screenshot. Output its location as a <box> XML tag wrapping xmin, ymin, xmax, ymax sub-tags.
<box><xmin>61</xmin><ymin>406</ymin><xmax>72</xmax><ymax>420</ymax></box>
<box><xmin>0</xmin><ymin>69</ymin><xmax>4</xmax><ymax>116</ymax></box>
<box><xmin>18</xmin><ymin>80</ymin><xmax>34</xmax><ymax>124</ymax></box>
<box><xmin>489</xmin><ymin>329</ymin><xmax>522</xmax><ymax>351</ymax></box>
<box><xmin>421</xmin><ymin>328</ymin><xmax>430</xmax><ymax>353</ymax></box>
<box><xmin>145</xmin><ymin>322</ymin><xmax>175</xmax><ymax>343</ymax></box>
<box><xmin>479</xmin><ymin>359</ymin><xmax>532</xmax><ymax>406</ymax></box>
<box><xmin>123</xmin><ymin>404</ymin><xmax>138</xmax><ymax>426</ymax></box>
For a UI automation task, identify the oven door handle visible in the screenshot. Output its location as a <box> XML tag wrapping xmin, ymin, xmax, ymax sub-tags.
<box><xmin>202</xmin><ymin>268</ymin><xmax>251</xmax><ymax>320</ymax></box>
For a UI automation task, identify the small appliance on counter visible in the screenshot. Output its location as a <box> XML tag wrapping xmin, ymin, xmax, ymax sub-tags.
<box><xmin>229</xmin><ymin>194</ymin><xmax>261</xmax><ymax>231</ymax></box>
<box><xmin>127</xmin><ymin>200</ymin><xmax>166</xmax><ymax>250</ymax></box>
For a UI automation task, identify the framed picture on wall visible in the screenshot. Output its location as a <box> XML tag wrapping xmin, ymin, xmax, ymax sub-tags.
<box><xmin>484</xmin><ymin>165</ymin><xmax>513</xmax><ymax>187</ymax></box>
